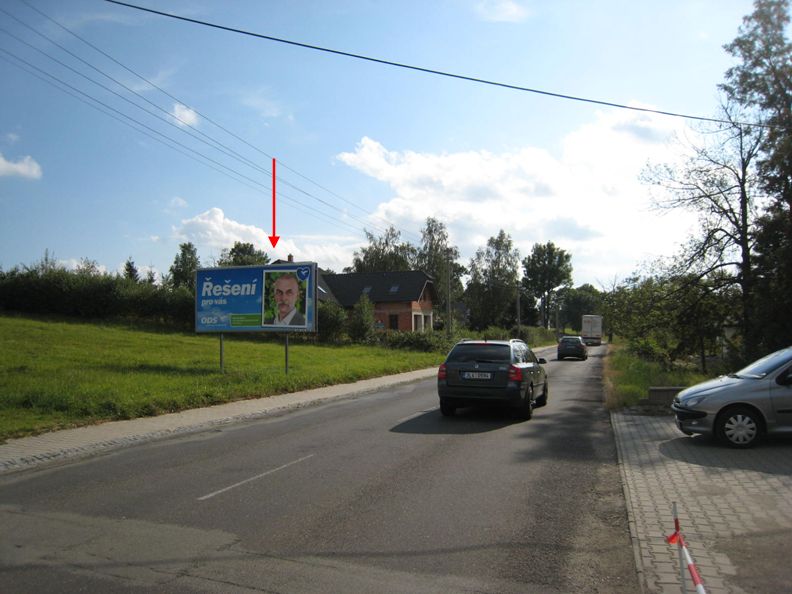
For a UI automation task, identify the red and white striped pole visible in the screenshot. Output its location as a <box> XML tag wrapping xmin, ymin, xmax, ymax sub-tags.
<box><xmin>666</xmin><ymin>502</ymin><xmax>707</xmax><ymax>594</ymax></box>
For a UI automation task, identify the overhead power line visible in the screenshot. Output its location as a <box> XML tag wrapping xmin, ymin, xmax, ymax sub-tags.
<box><xmin>4</xmin><ymin>0</ymin><xmax>418</xmax><ymax>243</ymax></box>
<box><xmin>18</xmin><ymin>0</ymin><xmax>392</xmax><ymax>230</ymax></box>
<box><xmin>0</xmin><ymin>45</ymin><xmax>364</xmax><ymax>234</ymax></box>
<box><xmin>104</xmin><ymin>0</ymin><xmax>770</xmax><ymax>129</ymax></box>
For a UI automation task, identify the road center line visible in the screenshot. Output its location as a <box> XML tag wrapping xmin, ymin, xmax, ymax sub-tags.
<box><xmin>197</xmin><ymin>454</ymin><xmax>315</xmax><ymax>501</ymax></box>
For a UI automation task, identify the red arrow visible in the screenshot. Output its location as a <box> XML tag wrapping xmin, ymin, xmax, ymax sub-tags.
<box><xmin>268</xmin><ymin>157</ymin><xmax>280</xmax><ymax>247</ymax></box>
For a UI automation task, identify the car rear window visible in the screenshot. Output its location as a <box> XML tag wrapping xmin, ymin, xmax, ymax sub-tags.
<box><xmin>561</xmin><ymin>337</ymin><xmax>579</xmax><ymax>343</ymax></box>
<box><xmin>447</xmin><ymin>344</ymin><xmax>511</xmax><ymax>364</ymax></box>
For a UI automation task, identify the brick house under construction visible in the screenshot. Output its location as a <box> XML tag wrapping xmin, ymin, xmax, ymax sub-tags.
<box><xmin>321</xmin><ymin>270</ymin><xmax>437</xmax><ymax>332</ymax></box>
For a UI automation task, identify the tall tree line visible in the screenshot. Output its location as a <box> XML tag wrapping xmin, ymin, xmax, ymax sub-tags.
<box><xmin>615</xmin><ymin>0</ymin><xmax>792</xmax><ymax>365</ymax></box>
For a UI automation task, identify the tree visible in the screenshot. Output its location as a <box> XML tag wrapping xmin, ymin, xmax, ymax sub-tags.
<box><xmin>415</xmin><ymin>217</ymin><xmax>465</xmax><ymax>330</ymax></box>
<box><xmin>721</xmin><ymin>0</ymin><xmax>792</xmax><ymax>357</ymax></box>
<box><xmin>75</xmin><ymin>257</ymin><xmax>101</xmax><ymax>276</ymax></box>
<box><xmin>463</xmin><ymin>230</ymin><xmax>520</xmax><ymax>330</ymax></box>
<box><xmin>317</xmin><ymin>300</ymin><xmax>347</xmax><ymax>343</ymax></box>
<box><xmin>521</xmin><ymin>242</ymin><xmax>572</xmax><ymax>329</ymax></box>
<box><xmin>643</xmin><ymin>104</ymin><xmax>764</xmax><ymax>357</ymax></box>
<box><xmin>722</xmin><ymin>0</ymin><xmax>792</xmax><ymax>219</ymax></box>
<box><xmin>123</xmin><ymin>257</ymin><xmax>139</xmax><ymax>283</ymax></box>
<box><xmin>347</xmin><ymin>294</ymin><xmax>376</xmax><ymax>343</ymax></box>
<box><xmin>751</xmin><ymin>204</ymin><xmax>792</xmax><ymax>352</ymax></box>
<box><xmin>216</xmin><ymin>242</ymin><xmax>270</xmax><ymax>267</ymax></box>
<box><xmin>169</xmin><ymin>242</ymin><xmax>200</xmax><ymax>291</ymax></box>
<box><xmin>606</xmin><ymin>272</ymin><xmax>737</xmax><ymax>371</ymax></box>
<box><xmin>346</xmin><ymin>226</ymin><xmax>417</xmax><ymax>273</ymax></box>
<box><xmin>561</xmin><ymin>284</ymin><xmax>602</xmax><ymax>332</ymax></box>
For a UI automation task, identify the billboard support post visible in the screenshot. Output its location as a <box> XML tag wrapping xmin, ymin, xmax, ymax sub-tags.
<box><xmin>220</xmin><ymin>333</ymin><xmax>224</xmax><ymax>373</ymax></box>
<box><xmin>285</xmin><ymin>334</ymin><xmax>289</xmax><ymax>374</ymax></box>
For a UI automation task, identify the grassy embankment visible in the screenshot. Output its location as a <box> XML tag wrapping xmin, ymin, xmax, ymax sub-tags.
<box><xmin>603</xmin><ymin>341</ymin><xmax>712</xmax><ymax>409</ymax></box>
<box><xmin>0</xmin><ymin>314</ymin><xmax>445</xmax><ymax>442</ymax></box>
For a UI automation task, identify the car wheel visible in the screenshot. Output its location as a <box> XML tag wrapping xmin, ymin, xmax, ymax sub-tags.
<box><xmin>439</xmin><ymin>398</ymin><xmax>456</xmax><ymax>417</ymax></box>
<box><xmin>535</xmin><ymin>381</ymin><xmax>548</xmax><ymax>407</ymax></box>
<box><xmin>716</xmin><ymin>405</ymin><xmax>763</xmax><ymax>448</ymax></box>
<box><xmin>517</xmin><ymin>384</ymin><xmax>534</xmax><ymax>420</ymax></box>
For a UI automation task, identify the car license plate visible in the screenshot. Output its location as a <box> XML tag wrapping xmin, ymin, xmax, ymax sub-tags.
<box><xmin>463</xmin><ymin>372</ymin><xmax>491</xmax><ymax>380</ymax></box>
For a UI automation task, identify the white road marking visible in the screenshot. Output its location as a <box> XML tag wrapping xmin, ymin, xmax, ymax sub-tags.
<box><xmin>395</xmin><ymin>408</ymin><xmax>438</xmax><ymax>424</ymax></box>
<box><xmin>197</xmin><ymin>454</ymin><xmax>315</xmax><ymax>501</ymax></box>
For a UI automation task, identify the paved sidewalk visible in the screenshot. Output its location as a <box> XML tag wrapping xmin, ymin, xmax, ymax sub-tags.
<box><xmin>613</xmin><ymin>409</ymin><xmax>792</xmax><ymax>594</ymax></box>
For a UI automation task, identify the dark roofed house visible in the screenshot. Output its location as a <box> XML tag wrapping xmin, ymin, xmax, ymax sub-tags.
<box><xmin>322</xmin><ymin>271</ymin><xmax>437</xmax><ymax>332</ymax></box>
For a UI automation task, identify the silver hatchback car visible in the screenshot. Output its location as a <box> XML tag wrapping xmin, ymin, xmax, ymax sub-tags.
<box><xmin>672</xmin><ymin>346</ymin><xmax>792</xmax><ymax>448</ymax></box>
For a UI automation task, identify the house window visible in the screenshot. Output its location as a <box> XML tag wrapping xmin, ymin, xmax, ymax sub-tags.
<box><xmin>389</xmin><ymin>314</ymin><xmax>399</xmax><ymax>330</ymax></box>
<box><xmin>362</xmin><ymin>286</ymin><xmax>372</xmax><ymax>295</ymax></box>
<box><xmin>389</xmin><ymin>284</ymin><xmax>399</xmax><ymax>293</ymax></box>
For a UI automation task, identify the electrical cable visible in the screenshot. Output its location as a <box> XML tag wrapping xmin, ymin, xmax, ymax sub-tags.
<box><xmin>0</xmin><ymin>45</ymin><xmax>367</xmax><ymax>235</ymax></box>
<box><xmin>104</xmin><ymin>0</ymin><xmax>772</xmax><ymax>130</ymax></box>
<box><xmin>2</xmin><ymin>5</ymin><xmax>403</xmax><ymax>242</ymax></box>
<box><xmin>16</xmin><ymin>0</ymin><xmax>414</xmax><ymax>241</ymax></box>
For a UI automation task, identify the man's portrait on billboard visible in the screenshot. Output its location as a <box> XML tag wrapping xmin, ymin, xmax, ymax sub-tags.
<box><xmin>262</xmin><ymin>271</ymin><xmax>307</xmax><ymax>327</ymax></box>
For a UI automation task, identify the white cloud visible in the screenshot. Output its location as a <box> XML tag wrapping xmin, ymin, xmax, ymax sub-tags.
<box><xmin>174</xmin><ymin>207</ymin><xmax>264</xmax><ymax>248</ymax></box>
<box><xmin>0</xmin><ymin>153</ymin><xmax>42</xmax><ymax>179</ymax></box>
<box><xmin>337</xmin><ymin>108</ymin><xmax>699</xmax><ymax>286</ymax></box>
<box><xmin>169</xmin><ymin>196</ymin><xmax>188</xmax><ymax>209</ymax></box>
<box><xmin>173</xmin><ymin>208</ymin><xmax>359</xmax><ymax>271</ymax></box>
<box><xmin>171</xmin><ymin>103</ymin><xmax>199</xmax><ymax>127</ymax></box>
<box><xmin>239</xmin><ymin>87</ymin><xmax>284</xmax><ymax>119</ymax></box>
<box><xmin>4</xmin><ymin>133</ymin><xmax>19</xmax><ymax>145</ymax></box>
<box><xmin>475</xmin><ymin>0</ymin><xmax>530</xmax><ymax>23</ymax></box>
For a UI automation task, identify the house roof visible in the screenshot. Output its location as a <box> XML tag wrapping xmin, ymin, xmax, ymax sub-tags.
<box><xmin>322</xmin><ymin>270</ymin><xmax>437</xmax><ymax>308</ymax></box>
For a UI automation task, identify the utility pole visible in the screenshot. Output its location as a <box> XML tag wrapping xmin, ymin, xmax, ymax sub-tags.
<box><xmin>516</xmin><ymin>285</ymin><xmax>521</xmax><ymax>338</ymax></box>
<box><xmin>446</xmin><ymin>248</ymin><xmax>452</xmax><ymax>338</ymax></box>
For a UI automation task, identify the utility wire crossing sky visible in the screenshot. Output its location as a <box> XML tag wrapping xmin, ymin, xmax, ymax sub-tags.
<box><xmin>0</xmin><ymin>0</ymin><xmax>758</xmax><ymax>287</ymax></box>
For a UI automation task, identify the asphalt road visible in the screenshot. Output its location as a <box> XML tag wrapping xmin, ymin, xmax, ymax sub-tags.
<box><xmin>0</xmin><ymin>346</ymin><xmax>639</xmax><ymax>593</ymax></box>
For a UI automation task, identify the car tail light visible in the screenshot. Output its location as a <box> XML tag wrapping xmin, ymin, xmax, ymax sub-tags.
<box><xmin>508</xmin><ymin>365</ymin><xmax>523</xmax><ymax>382</ymax></box>
<box><xmin>437</xmin><ymin>363</ymin><xmax>447</xmax><ymax>380</ymax></box>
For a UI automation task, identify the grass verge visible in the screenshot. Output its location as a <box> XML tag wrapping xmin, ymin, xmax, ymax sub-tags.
<box><xmin>603</xmin><ymin>342</ymin><xmax>711</xmax><ymax>409</ymax></box>
<box><xmin>0</xmin><ymin>314</ymin><xmax>444</xmax><ymax>442</ymax></box>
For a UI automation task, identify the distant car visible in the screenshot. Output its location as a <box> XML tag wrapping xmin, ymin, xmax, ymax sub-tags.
<box><xmin>671</xmin><ymin>346</ymin><xmax>792</xmax><ymax>448</ymax></box>
<box><xmin>557</xmin><ymin>336</ymin><xmax>588</xmax><ymax>361</ymax></box>
<box><xmin>437</xmin><ymin>339</ymin><xmax>548</xmax><ymax>419</ymax></box>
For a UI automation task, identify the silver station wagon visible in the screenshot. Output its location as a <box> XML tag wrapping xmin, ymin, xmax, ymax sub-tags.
<box><xmin>672</xmin><ymin>346</ymin><xmax>792</xmax><ymax>448</ymax></box>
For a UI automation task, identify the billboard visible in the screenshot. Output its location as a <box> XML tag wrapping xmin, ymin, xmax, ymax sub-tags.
<box><xmin>195</xmin><ymin>263</ymin><xmax>317</xmax><ymax>333</ymax></box>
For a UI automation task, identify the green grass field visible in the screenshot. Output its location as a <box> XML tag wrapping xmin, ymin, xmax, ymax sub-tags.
<box><xmin>0</xmin><ymin>314</ymin><xmax>444</xmax><ymax>442</ymax></box>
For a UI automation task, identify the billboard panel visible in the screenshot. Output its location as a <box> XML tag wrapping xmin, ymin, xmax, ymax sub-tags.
<box><xmin>195</xmin><ymin>263</ymin><xmax>317</xmax><ymax>333</ymax></box>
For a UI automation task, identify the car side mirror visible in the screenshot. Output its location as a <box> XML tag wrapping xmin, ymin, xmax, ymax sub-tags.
<box><xmin>538</xmin><ymin>358</ymin><xmax>547</xmax><ymax>365</ymax></box>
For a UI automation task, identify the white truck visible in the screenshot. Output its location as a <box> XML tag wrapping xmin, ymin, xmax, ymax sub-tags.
<box><xmin>581</xmin><ymin>315</ymin><xmax>603</xmax><ymax>346</ymax></box>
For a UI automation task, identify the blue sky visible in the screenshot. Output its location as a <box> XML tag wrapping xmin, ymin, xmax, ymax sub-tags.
<box><xmin>0</xmin><ymin>0</ymin><xmax>756</xmax><ymax>287</ymax></box>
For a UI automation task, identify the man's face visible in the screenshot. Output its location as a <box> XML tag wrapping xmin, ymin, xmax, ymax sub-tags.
<box><xmin>273</xmin><ymin>276</ymin><xmax>299</xmax><ymax>318</ymax></box>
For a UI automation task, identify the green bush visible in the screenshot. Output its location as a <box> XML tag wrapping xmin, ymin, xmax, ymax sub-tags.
<box><xmin>0</xmin><ymin>265</ymin><xmax>194</xmax><ymax>328</ymax></box>
<box><xmin>317</xmin><ymin>301</ymin><xmax>347</xmax><ymax>343</ymax></box>
<box><xmin>380</xmin><ymin>330</ymin><xmax>454</xmax><ymax>353</ymax></box>
<box><xmin>347</xmin><ymin>295</ymin><xmax>376</xmax><ymax>343</ymax></box>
